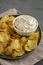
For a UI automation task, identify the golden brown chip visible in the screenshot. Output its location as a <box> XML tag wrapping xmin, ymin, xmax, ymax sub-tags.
<box><xmin>0</xmin><ymin>42</ymin><xmax>3</xmax><ymax>47</ymax></box>
<box><xmin>27</xmin><ymin>40</ymin><xmax>37</xmax><ymax>50</ymax></box>
<box><xmin>0</xmin><ymin>47</ymin><xmax>4</xmax><ymax>54</ymax></box>
<box><xmin>0</xmin><ymin>45</ymin><xmax>4</xmax><ymax>54</ymax></box>
<box><xmin>24</xmin><ymin>44</ymin><xmax>32</xmax><ymax>52</ymax></box>
<box><xmin>28</xmin><ymin>32</ymin><xmax>39</xmax><ymax>42</ymax></box>
<box><xmin>20</xmin><ymin>37</ymin><xmax>27</xmax><ymax>46</ymax></box>
<box><xmin>1</xmin><ymin>15</ymin><xmax>9</xmax><ymax>22</ymax></box>
<box><xmin>7</xmin><ymin>26</ymin><xmax>14</xmax><ymax>35</ymax></box>
<box><xmin>12</xmin><ymin>49</ymin><xmax>25</xmax><ymax>57</ymax></box>
<box><xmin>12</xmin><ymin>33</ymin><xmax>21</xmax><ymax>39</ymax></box>
<box><xmin>3</xmin><ymin>28</ymin><xmax>10</xmax><ymax>41</ymax></box>
<box><xmin>8</xmin><ymin>16</ymin><xmax>14</xmax><ymax>22</ymax></box>
<box><xmin>0</xmin><ymin>20</ymin><xmax>3</xmax><ymax>28</ymax></box>
<box><xmin>10</xmin><ymin>39</ymin><xmax>21</xmax><ymax>50</ymax></box>
<box><xmin>2</xmin><ymin>22</ymin><xmax>8</xmax><ymax>28</ymax></box>
<box><xmin>4</xmin><ymin>46</ymin><xmax>13</xmax><ymax>55</ymax></box>
<box><xmin>0</xmin><ymin>29</ymin><xmax>10</xmax><ymax>43</ymax></box>
<box><xmin>0</xmin><ymin>32</ymin><xmax>5</xmax><ymax>42</ymax></box>
<box><xmin>0</xmin><ymin>28</ymin><xmax>3</xmax><ymax>32</ymax></box>
<box><xmin>0</xmin><ymin>40</ymin><xmax>9</xmax><ymax>48</ymax></box>
<box><xmin>5</xmin><ymin>16</ymin><xmax>15</xmax><ymax>30</ymax></box>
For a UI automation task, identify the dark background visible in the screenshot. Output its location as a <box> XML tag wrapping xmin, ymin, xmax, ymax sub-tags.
<box><xmin>0</xmin><ymin>0</ymin><xmax>43</xmax><ymax>31</ymax></box>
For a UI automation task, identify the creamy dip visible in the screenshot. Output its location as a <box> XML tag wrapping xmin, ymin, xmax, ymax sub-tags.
<box><xmin>13</xmin><ymin>15</ymin><xmax>38</xmax><ymax>36</ymax></box>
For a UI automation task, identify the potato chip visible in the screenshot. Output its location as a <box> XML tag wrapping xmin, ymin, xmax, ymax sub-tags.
<box><xmin>1</xmin><ymin>15</ymin><xmax>9</xmax><ymax>22</ymax></box>
<box><xmin>0</xmin><ymin>20</ymin><xmax>3</xmax><ymax>28</ymax></box>
<box><xmin>27</xmin><ymin>40</ymin><xmax>37</xmax><ymax>49</ymax></box>
<box><xmin>12</xmin><ymin>33</ymin><xmax>21</xmax><ymax>39</ymax></box>
<box><xmin>2</xmin><ymin>22</ymin><xmax>8</xmax><ymax>28</ymax></box>
<box><xmin>28</xmin><ymin>32</ymin><xmax>39</xmax><ymax>42</ymax></box>
<box><xmin>0</xmin><ymin>46</ymin><xmax>4</xmax><ymax>54</ymax></box>
<box><xmin>4</xmin><ymin>46</ymin><xmax>13</xmax><ymax>55</ymax></box>
<box><xmin>8</xmin><ymin>16</ymin><xmax>14</xmax><ymax>22</ymax></box>
<box><xmin>6</xmin><ymin>26</ymin><xmax>14</xmax><ymax>35</ymax></box>
<box><xmin>0</xmin><ymin>32</ymin><xmax>5</xmax><ymax>42</ymax></box>
<box><xmin>24</xmin><ymin>44</ymin><xmax>32</xmax><ymax>52</ymax></box>
<box><xmin>3</xmin><ymin>28</ymin><xmax>10</xmax><ymax>41</ymax></box>
<box><xmin>12</xmin><ymin>49</ymin><xmax>25</xmax><ymax>57</ymax></box>
<box><xmin>20</xmin><ymin>37</ymin><xmax>27</xmax><ymax>46</ymax></box>
<box><xmin>5</xmin><ymin>16</ymin><xmax>15</xmax><ymax>30</ymax></box>
<box><xmin>11</xmin><ymin>39</ymin><xmax>21</xmax><ymax>50</ymax></box>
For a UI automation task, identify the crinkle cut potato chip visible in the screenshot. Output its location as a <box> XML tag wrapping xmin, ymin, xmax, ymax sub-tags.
<box><xmin>0</xmin><ymin>15</ymin><xmax>41</xmax><ymax>59</ymax></box>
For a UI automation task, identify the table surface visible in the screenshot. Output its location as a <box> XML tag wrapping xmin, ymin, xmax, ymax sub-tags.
<box><xmin>0</xmin><ymin>9</ymin><xmax>43</xmax><ymax>65</ymax></box>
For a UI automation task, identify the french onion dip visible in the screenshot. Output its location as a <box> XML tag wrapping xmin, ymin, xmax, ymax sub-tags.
<box><xmin>13</xmin><ymin>15</ymin><xmax>38</xmax><ymax>36</ymax></box>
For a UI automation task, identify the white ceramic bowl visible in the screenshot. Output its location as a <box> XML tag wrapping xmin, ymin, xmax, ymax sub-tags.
<box><xmin>13</xmin><ymin>15</ymin><xmax>38</xmax><ymax>36</ymax></box>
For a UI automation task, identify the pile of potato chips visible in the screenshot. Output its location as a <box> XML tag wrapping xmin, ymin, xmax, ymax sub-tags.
<box><xmin>0</xmin><ymin>15</ymin><xmax>39</xmax><ymax>58</ymax></box>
